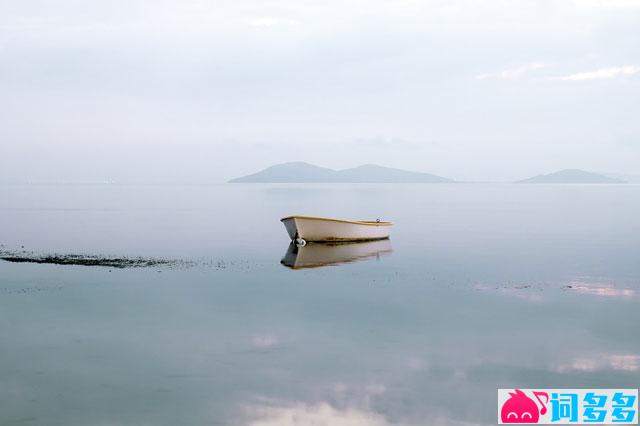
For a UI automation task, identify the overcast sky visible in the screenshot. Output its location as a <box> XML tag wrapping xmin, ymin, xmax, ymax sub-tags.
<box><xmin>1</xmin><ymin>0</ymin><xmax>639</xmax><ymax>182</ymax></box>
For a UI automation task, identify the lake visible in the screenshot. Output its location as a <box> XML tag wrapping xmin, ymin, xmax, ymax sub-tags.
<box><xmin>1</xmin><ymin>183</ymin><xmax>639</xmax><ymax>425</ymax></box>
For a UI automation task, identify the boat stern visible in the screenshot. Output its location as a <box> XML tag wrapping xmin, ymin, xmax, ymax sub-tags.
<box><xmin>281</xmin><ymin>217</ymin><xmax>298</xmax><ymax>240</ymax></box>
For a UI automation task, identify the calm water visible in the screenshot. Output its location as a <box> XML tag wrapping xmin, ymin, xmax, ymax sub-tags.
<box><xmin>1</xmin><ymin>184</ymin><xmax>639</xmax><ymax>426</ymax></box>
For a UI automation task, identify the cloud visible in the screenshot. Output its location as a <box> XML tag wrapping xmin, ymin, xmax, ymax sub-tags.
<box><xmin>475</xmin><ymin>62</ymin><xmax>548</xmax><ymax>80</ymax></box>
<box><xmin>552</xmin><ymin>65</ymin><xmax>640</xmax><ymax>81</ymax></box>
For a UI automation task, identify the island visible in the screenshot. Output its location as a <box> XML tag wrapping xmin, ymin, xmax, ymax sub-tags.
<box><xmin>229</xmin><ymin>162</ymin><xmax>454</xmax><ymax>183</ymax></box>
<box><xmin>518</xmin><ymin>169</ymin><xmax>626</xmax><ymax>184</ymax></box>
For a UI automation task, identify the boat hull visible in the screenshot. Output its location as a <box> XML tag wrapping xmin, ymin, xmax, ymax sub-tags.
<box><xmin>281</xmin><ymin>216</ymin><xmax>392</xmax><ymax>242</ymax></box>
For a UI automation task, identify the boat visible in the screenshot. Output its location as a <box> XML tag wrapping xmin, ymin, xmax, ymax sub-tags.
<box><xmin>281</xmin><ymin>239</ymin><xmax>393</xmax><ymax>269</ymax></box>
<box><xmin>280</xmin><ymin>215</ymin><xmax>392</xmax><ymax>244</ymax></box>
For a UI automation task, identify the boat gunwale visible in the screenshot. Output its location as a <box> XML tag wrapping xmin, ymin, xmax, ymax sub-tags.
<box><xmin>280</xmin><ymin>215</ymin><xmax>393</xmax><ymax>226</ymax></box>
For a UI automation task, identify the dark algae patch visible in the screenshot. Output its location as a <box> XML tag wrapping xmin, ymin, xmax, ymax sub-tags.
<box><xmin>0</xmin><ymin>251</ymin><xmax>191</xmax><ymax>269</ymax></box>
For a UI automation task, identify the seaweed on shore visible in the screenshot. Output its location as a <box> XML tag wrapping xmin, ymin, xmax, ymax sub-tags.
<box><xmin>0</xmin><ymin>251</ymin><xmax>190</xmax><ymax>269</ymax></box>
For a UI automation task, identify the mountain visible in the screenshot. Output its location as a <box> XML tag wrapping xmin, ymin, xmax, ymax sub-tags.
<box><xmin>229</xmin><ymin>162</ymin><xmax>335</xmax><ymax>183</ymax></box>
<box><xmin>229</xmin><ymin>162</ymin><xmax>454</xmax><ymax>183</ymax></box>
<box><xmin>519</xmin><ymin>169</ymin><xmax>626</xmax><ymax>184</ymax></box>
<box><xmin>604</xmin><ymin>173</ymin><xmax>640</xmax><ymax>183</ymax></box>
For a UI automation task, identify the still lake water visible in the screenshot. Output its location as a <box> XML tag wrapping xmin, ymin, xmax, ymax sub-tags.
<box><xmin>1</xmin><ymin>183</ymin><xmax>639</xmax><ymax>426</ymax></box>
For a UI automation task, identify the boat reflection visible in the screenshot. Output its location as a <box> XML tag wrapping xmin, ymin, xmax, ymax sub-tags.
<box><xmin>280</xmin><ymin>239</ymin><xmax>393</xmax><ymax>269</ymax></box>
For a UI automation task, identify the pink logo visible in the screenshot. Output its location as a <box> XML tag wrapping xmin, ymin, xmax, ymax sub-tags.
<box><xmin>501</xmin><ymin>389</ymin><xmax>549</xmax><ymax>423</ymax></box>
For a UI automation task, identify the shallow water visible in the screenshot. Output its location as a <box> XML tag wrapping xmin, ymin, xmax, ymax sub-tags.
<box><xmin>1</xmin><ymin>183</ymin><xmax>639</xmax><ymax>425</ymax></box>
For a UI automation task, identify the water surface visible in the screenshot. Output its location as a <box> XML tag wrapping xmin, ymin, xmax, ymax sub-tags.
<box><xmin>1</xmin><ymin>183</ymin><xmax>639</xmax><ymax>425</ymax></box>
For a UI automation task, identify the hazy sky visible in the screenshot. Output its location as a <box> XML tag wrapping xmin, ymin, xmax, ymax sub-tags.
<box><xmin>1</xmin><ymin>0</ymin><xmax>639</xmax><ymax>182</ymax></box>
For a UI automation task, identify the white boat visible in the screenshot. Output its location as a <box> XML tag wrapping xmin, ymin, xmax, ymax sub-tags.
<box><xmin>281</xmin><ymin>239</ymin><xmax>393</xmax><ymax>269</ymax></box>
<box><xmin>280</xmin><ymin>215</ymin><xmax>392</xmax><ymax>243</ymax></box>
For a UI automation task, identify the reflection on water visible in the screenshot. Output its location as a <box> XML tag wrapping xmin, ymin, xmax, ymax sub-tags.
<box><xmin>556</xmin><ymin>354</ymin><xmax>640</xmax><ymax>373</ymax></box>
<box><xmin>280</xmin><ymin>239</ymin><xmax>392</xmax><ymax>269</ymax></box>
<box><xmin>565</xmin><ymin>279</ymin><xmax>637</xmax><ymax>298</ymax></box>
<box><xmin>246</xmin><ymin>403</ymin><xmax>392</xmax><ymax>426</ymax></box>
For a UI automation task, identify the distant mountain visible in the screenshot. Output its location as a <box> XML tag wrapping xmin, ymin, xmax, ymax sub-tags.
<box><xmin>330</xmin><ymin>164</ymin><xmax>453</xmax><ymax>183</ymax></box>
<box><xmin>604</xmin><ymin>173</ymin><xmax>640</xmax><ymax>183</ymax></box>
<box><xmin>519</xmin><ymin>169</ymin><xmax>626</xmax><ymax>184</ymax></box>
<box><xmin>230</xmin><ymin>162</ymin><xmax>335</xmax><ymax>183</ymax></box>
<box><xmin>229</xmin><ymin>162</ymin><xmax>454</xmax><ymax>183</ymax></box>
